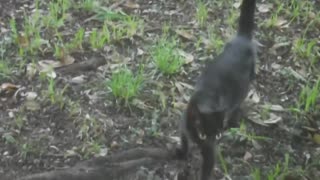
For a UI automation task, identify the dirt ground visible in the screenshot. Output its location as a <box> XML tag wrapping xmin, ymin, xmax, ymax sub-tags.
<box><xmin>0</xmin><ymin>0</ymin><xmax>319</xmax><ymax>179</ymax></box>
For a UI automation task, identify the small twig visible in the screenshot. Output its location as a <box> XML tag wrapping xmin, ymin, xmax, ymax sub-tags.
<box><xmin>55</xmin><ymin>56</ymin><xmax>107</xmax><ymax>74</ymax></box>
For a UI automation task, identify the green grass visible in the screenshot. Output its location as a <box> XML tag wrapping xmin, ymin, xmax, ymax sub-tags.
<box><xmin>226</xmin><ymin>7</ymin><xmax>238</xmax><ymax>29</ymax></box>
<box><xmin>124</xmin><ymin>16</ymin><xmax>144</xmax><ymax>37</ymax></box>
<box><xmin>67</xmin><ymin>27</ymin><xmax>85</xmax><ymax>51</ymax></box>
<box><xmin>108</xmin><ymin>66</ymin><xmax>144</xmax><ymax>104</ymax></box>
<box><xmin>195</xmin><ymin>0</ymin><xmax>208</xmax><ymax>28</ymax></box>
<box><xmin>43</xmin><ymin>0</ymin><xmax>71</xmax><ymax>29</ymax></box>
<box><xmin>152</xmin><ymin>36</ymin><xmax>184</xmax><ymax>75</ymax></box>
<box><xmin>298</xmin><ymin>78</ymin><xmax>320</xmax><ymax>112</ymax></box>
<box><xmin>1</xmin><ymin>0</ymin><xmax>319</xmax><ymax>177</ymax></box>
<box><xmin>89</xmin><ymin>25</ymin><xmax>111</xmax><ymax>50</ymax></box>
<box><xmin>293</xmin><ymin>38</ymin><xmax>318</xmax><ymax>65</ymax></box>
<box><xmin>250</xmin><ymin>153</ymin><xmax>307</xmax><ymax>180</ymax></box>
<box><xmin>79</xmin><ymin>0</ymin><xmax>99</xmax><ymax>12</ymax></box>
<box><xmin>265</xmin><ymin>3</ymin><xmax>284</xmax><ymax>28</ymax></box>
<box><xmin>228</xmin><ymin>120</ymin><xmax>271</xmax><ymax>143</ymax></box>
<box><xmin>206</xmin><ymin>26</ymin><xmax>224</xmax><ymax>54</ymax></box>
<box><xmin>10</xmin><ymin>1</ymin><xmax>47</xmax><ymax>57</ymax></box>
<box><xmin>218</xmin><ymin>147</ymin><xmax>229</xmax><ymax>177</ymax></box>
<box><xmin>39</xmin><ymin>76</ymin><xmax>69</xmax><ymax>109</ymax></box>
<box><xmin>90</xmin><ymin>6</ymin><xmax>129</xmax><ymax>22</ymax></box>
<box><xmin>0</xmin><ymin>60</ymin><xmax>11</xmax><ymax>81</ymax></box>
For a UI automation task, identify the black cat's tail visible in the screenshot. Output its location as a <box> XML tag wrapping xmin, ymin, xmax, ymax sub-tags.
<box><xmin>237</xmin><ymin>0</ymin><xmax>256</xmax><ymax>39</ymax></box>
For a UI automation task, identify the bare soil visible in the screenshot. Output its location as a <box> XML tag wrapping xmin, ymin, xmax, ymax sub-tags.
<box><xmin>1</xmin><ymin>0</ymin><xmax>319</xmax><ymax>180</ymax></box>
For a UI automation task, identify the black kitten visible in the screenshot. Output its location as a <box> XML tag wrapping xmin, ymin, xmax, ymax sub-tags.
<box><xmin>176</xmin><ymin>0</ymin><xmax>257</xmax><ymax>180</ymax></box>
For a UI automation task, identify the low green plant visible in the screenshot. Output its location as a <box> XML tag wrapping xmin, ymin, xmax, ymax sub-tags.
<box><xmin>17</xmin><ymin>6</ymin><xmax>46</xmax><ymax>56</ymax></box>
<box><xmin>19</xmin><ymin>142</ymin><xmax>42</xmax><ymax>160</ymax></box>
<box><xmin>111</xmin><ymin>25</ymin><xmax>126</xmax><ymax>41</ymax></box>
<box><xmin>47</xmin><ymin>76</ymin><xmax>56</xmax><ymax>103</ymax></box>
<box><xmin>54</xmin><ymin>44</ymin><xmax>65</xmax><ymax>59</ymax></box>
<box><xmin>206</xmin><ymin>26</ymin><xmax>224</xmax><ymax>54</ymax></box>
<box><xmin>267</xmin><ymin>154</ymin><xmax>290</xmax><ymax>180</ymax></box>
<box><xmin>0</xmin><ymin>60</ymin><xmax>11</xmax><ymax>81</ymax></box>
<box><xmin>251</xmin><ymin>154</ymin><xmax>305</xmax><ymax>180</ymax></box>
<box><xmin>42</xmin><ymin>76</ymin><xmax>69</xmax><ymax>108</ymax></box>
<box><xmin>9</xmin><ymin>18</ymin><xmax>18</xmax><ymax>42</ymax></box>
<box><xmin>287</xmin><ymin>0</ymin><xmax>301</xmax><ymax>23</ymax></box>
<box><xmin>91</xmin><ymin>7</ymin><xmax>128</xmax><ymax>22</ymax></box>
<box><xmin>298</xmin><ymin>78</ymin><xmax>320</xmax><ymax>112</ymax></box>
<box><xmin>226</xmin><ymin>7</ymin><xmax>238</xmax><ymax>29</ymax></box>
<box><xmin>68</xmin><ymin>28</ymin><xmax>85</xmax><ymax>50</ymax></box>
<box><xmin>251</xmin><ymin>168</ymin><xmax>261</xmax><ymax>180</ymax></box>
<box><xmin>287</xmin><ymin>0</ymin><xmax>314</xmax><ymax>23</ymax></box>
<box><xmin>196</xmin><ymin>0</ymin><xmax>208</xmax><ymax>28</ymax></box>
<box><xmin>228</xmin><ymin>120</ymin><xmax>271</xmax><ymax>142</ymax></box>
<box><xmin>79</xmin><ymin>140</ymin><xmax>102</xmax><ymax>159</ymax></box>
<box><xmin>80</xmin><ymin>0</ymin><xmax>98</xmax><ymax>12</ymax></box>
<box><xmin>108</xmin><ymin>66</ymin><xmax>144</xmax><ymax>104</ymax></box>
<box><xmin>125</xmin><ymin>16</ymin><xmax>143</xmax><ymax>37</ymax></box>
<box><xmin>293</xmin><ymin>38</ymin><xmax>318</xmax><ymax>65</ymax></box>
<box><xmin>14</xmin><ymin>113</ymin><xmax>26</xmax><ymax>131</ymax></box>
<box><xmin>43</xmin><ymin>0</ymin><xmax>71</xmax><ymax>29</ymax></box>
<box><xmin>218</xmin><ymin>147</ymin><xmax>229</xmax><ymax>176</ymax></box>
<box><xmin>89</xmin><ymin>24</ymin><xmax>111</xmax><ymax>50</ymax></box>
<box><xmin>266</xmin><ymin>4</ymin><xmax>284</xmax><ymax>28</ymax></box>
<box><xmin>2</xmin><ymin>133</ymin><xmax>16</xmax><ymax>144</ymax></box>
<box><xmin>152</xmin><ymin>36</ymin><xmax>183</xmax><ymax>75</ymax></box>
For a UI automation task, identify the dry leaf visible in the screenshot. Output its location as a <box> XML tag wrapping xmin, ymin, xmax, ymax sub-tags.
<box><xmin>17</xmin><ymin>34</ymin><xmax>29</xmax><ymax>47</ymax></box>
<box><xmin>252</xmin><ymin>140</ymin><xmax>262</xmax><ymax>150</ymax></box>
<box><xmin>263</xmin><ymin>113</ymin><xmax>282</xmax><ymax>124</ymax></box>
<box><xmin>39</xmin><ymin>69</ymin><xmax>57</xmax><ymax>79</ymax></box>
<box><xmin>175</xmin><ymin>29</ymin><xmax>196</xmax><ymax>41</ymax></box>
<box><xmin>247</xmin><ymin>112</ymin><xmax>269</xmax><ymax>127</ymax></box>
<box><xmin>258</xmin><ymin>4</ymin><xmax>273</xmax><ymax>13</ymax></box>
<box><xmin>24</xmin><ymin>100</ymin><xmax>41</xmax><ymax>111</ymax></box>
<box><xmin>177</xmin><ymin>49</ymin><xmax>194</xmax><ymax>64</ymax></box>
<box><xmin>175</xmin><ymin>81</ymin><xmax>194</xmax><ymax>94</ymax></box>
<box><xmin>243</xmin><ymin>151</ymin><xmax>253</xmax><ymax>161</ymax></box>
<box><xmin>132</xmin><ymin>99</ymin><xmax>152</xmax><ymax>110</ymax></box>
<box><xmin>1</xmin><ymin>83</ymin><xmax>19</xmax><ymax>92</ymax></box>
<box><xmin>8</xmin><ymin>111</ymin><xmax>14</xmax><ymax>118</ymax></box>
<box><xmin>253</xmin><ymin>39</ymin><xmax>265</xmax><ymax>47</ymax></box>
<box><xmin>168</xmin><ymin>136</ymin><xmax>180</xmax><ymax>143</ymax></box>
<box><xmin>312</xmin><ymin>133</ymin><xmax>320</xmax><ymax>144</ymax></box>
<box><xmin>137</xmin><ymin>48</ymin><xmax>144</xmax><ymax>56</ymax></box>
<box><xmin>26</xmin><ymin>63</ymin><xmax>38</xmax><ymax>79</ymax></box>
<box><xmin>25</xmin><ymin>92</ymin><xmax>38</xmax><ymax>100</ymax></box>
<box><xmin>60</xmin><ymin>55</ymin><xmax>75</xmax><ymax>65</ymax></box>
<box><xmin>276</xmin><ymin>18</ymin><xmax>288</xmax><ymax>28</ymax></box>
<box><xmin>269</xmin><ymin>42</ymin><xmax>290</xmax><ymax>55</ymax></box>
<box><xmin>110</xmin><ymin>141</ymin><xmax>119</xmax><ymax>149</ymax></box>
<box><xmin>246</xmin><ymin>89</ymin><xmax>260</xmax><ymax>103</ymax></box>
<box><xmin>233</xmin><ymin>2</ymin><xmax>241</xmax><ymax>8</ymax></box>
<box><xmin>70</xmin><ymin>75</ymin><xmax>86</xmax><ymax>84</ymax></box>
<box><xmin>172</xmin><ymin>101</ymin><xmax>187</xmax><ymax>110</ymax></box>
<box><xmin>284</xmin><ymin>67</ymin><xmax>307</xmax><ymax>82</ymax></box>
<box><xmin>179</xmin><ymin>82</ymin><xmax>194</xmax><ymax>90</ymax></box>
<box><xmin>38</xmin><ymin>60</ymin><xmax>62</xmax><ymax>69</ymax></box>
<box><xmin>123</xmin><ymin>0</ymin><xmax>140</xmax><ymax>9</ymax></box>
<box><xmin>175</xmin><ymin>82</ymin><xmax>184</xmax><ymax>94</ymax></box>
<box><xmin>271</xmin><ymin>63</ymin><xmax>282</xmax><ymax>70</ymax></box>
<box><xmin>99</xmin><ymin>148</ymin><xmax>108</xmax><ymax>157</ymax></box>
<box><xmin>38</xmin><ymin>59</ymin><xmax>70</xmax><ymax>78</ymax></box>
<box><xmin>261</xmin><ymin>104</ymin><xmax>285</xmax><ymax>112</ymax></box>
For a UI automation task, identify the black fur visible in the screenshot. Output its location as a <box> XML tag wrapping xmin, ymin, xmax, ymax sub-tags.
<box><xmin>176</xmin><ymin>0</ymin><xmax>257</xmax><ymax>179</ymax></box>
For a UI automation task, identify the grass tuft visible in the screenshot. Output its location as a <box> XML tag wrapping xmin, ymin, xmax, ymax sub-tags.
<box><xmin>196</xmin><ymin>0</ymin><xmax>208</xmax><ymax>28</ymax></box>
<box><xmin>108</xmin><ymin>66</ymin><xmax>144</xmax><ymax>104</ymax></box>
<box><xmin>152</xmin><ymin>36</ymin><xmax>183</xmax><ymax>75</ymax></box>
